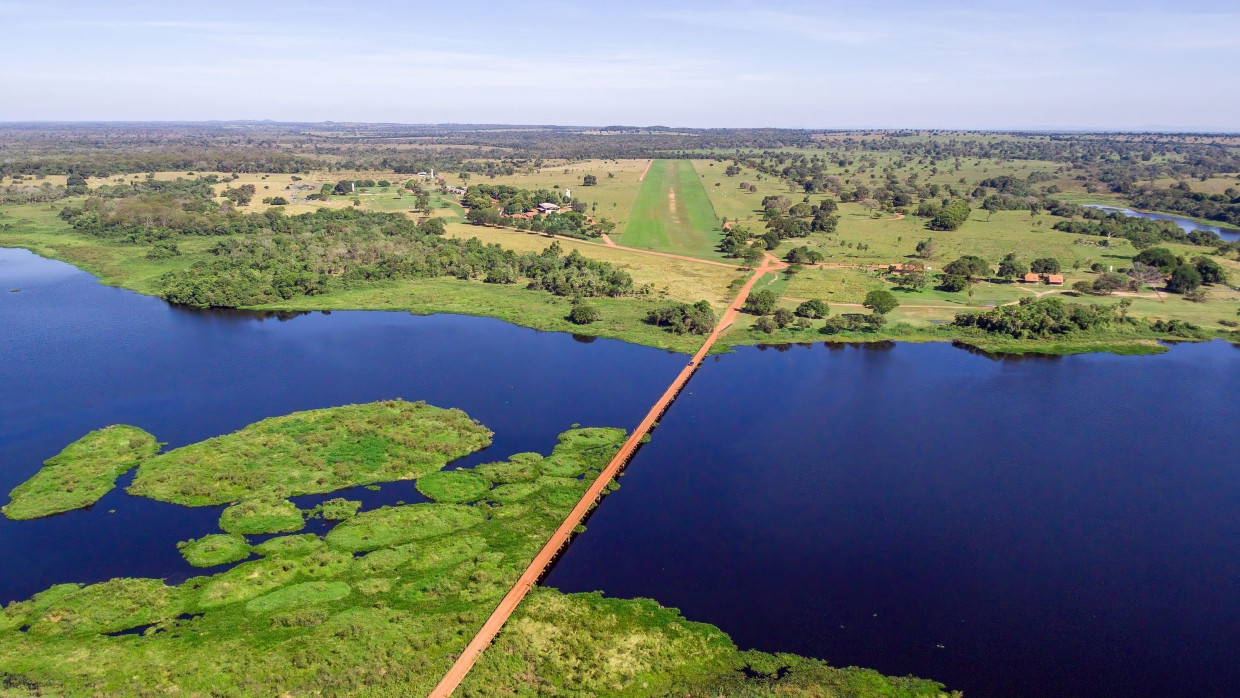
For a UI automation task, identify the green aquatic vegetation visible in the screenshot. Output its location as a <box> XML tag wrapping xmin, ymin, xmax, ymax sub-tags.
<box><xmin>177</xmin><ymin>534</ymin><xmax>251</xmax><ymax>568</ymax></box>
<box><xmin>416</xmin><ymin>469</ymin><xmax>492</xmax><ymax>503</ymax></box>
<box><xmin>218</xmin><ymin>498</ymin><xmax>305</xmax><ymax>535</ymax></box>
<box><xmin>464</xmin><ymin>588</ymin><xmax>950</xmax><ymax>697</ymax></box>
<box><xmin>324</xmin><ymin>503</ymin><xmax>486</xmax><ymax>553</ymax></box>
<box><xmin>487</xmin><ymin>481</ymin><xmax>543</xmax><ymax>503</ymax></box>
<box><xmin>3</xmin><ymin>425</ymin><xmax>160</xmax><ymax>520</ymax></box>
<box><xmin>3</xmin><ymin>579</ymin><xmax>184</xmax><ymax>637</ymax></box>
<box><xmin>310</xmin><ymin>497</ymin><xmax>361</xmax><ymax>520</ymax></box>
<box><xmin>252</xmin><ymin>533</ymin><xmax>326</xmax><ymax>558</ymax></box>
<box><xmin>244</xmin><ymin>581</ymin><xmax>351</xmax><ymax>614</ymax></box>
<box><xmin>0</xmin><ymin>412</ymin><xmax>941</xmax><ymax>695</ymax></box>
<box><xmin>127</xmin><ymin>400</ymin><xmax>492</xmax><ymax>506</ymax></box>
<box><xmin>473</xmin><ymin>455</ymin><xmax>542</xmax><ymax>483</ymax></box>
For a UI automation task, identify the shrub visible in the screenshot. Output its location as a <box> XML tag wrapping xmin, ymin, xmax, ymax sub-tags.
<box><xmin>568</xmin><ymin>301</ymin><xmax>600</xmax><ymax>325</ymax></box>
<box><xmin>795</xmin><ymin>299</ymin><xmax>829</xmax><ymax>318</ymax></box>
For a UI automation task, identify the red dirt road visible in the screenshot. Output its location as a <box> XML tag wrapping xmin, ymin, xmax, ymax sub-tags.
<box><xmin>426</xmin><ymin>256</ymin><xmax>779</xmax><ymax>698</ymax></box>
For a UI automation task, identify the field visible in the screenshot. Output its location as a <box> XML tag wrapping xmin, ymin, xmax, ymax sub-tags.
<box><xmin>444</xmin><ymin>221</ymin><xmax>742</xmax><ymax>307</ymax></box>
<box><xmin>445</xmin><ymin>158</ymin><xmax>649</xmax><ymax>231</ymax></box>
<box><xmin>614</xmin><ymin>159</ymin><xmax>725</xmax><ymax>260</ymax></box>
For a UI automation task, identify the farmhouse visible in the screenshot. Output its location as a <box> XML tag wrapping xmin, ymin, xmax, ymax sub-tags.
<box><xmin>445</xmin><ymin>186</ymin><xmax>466</xmax><ymax>195</ymax></box>
<box><xmin>1023</xmin><ymin>273</ymin><xmax>1041</xmax><ymax>283</ymax></box>
<box><xmin>1046</xmin><ymin>274</ymin><xmax>1064</xmax><ymax>286</ymax></box>
<box><xmin>538</xmin><ymin>202</ymin><xmax>561</xmax><ymax>214</ymax></box>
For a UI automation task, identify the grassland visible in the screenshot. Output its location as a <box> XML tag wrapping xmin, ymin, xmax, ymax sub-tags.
<box><xmin>3</xmin><ymin>157</ymin><xmax>1237</xmax><ymax>358</ymax></box>
<box><xmin>445</xmin><ymin>158</ymin><xmax>648</xmax><ymax>230</ymax></box>
<box><xmin>128</xmin><ymin>400</ymin><xmax>491</xmax><ymax>506</ymax></box>
<box><xmin>442</xmin><ymin>221</ymin><xmax>742</xmax><ymax>307</ymax></box>
<box><xmin>0</xmin><ymin>405</ymin><xmax>947</xmax><ymax>696</ymax></box>
<box><xmin>2</xmin><ymin>425</ymin><xmax>160</xmax><ymax>520</ymax></box>
<box><xmin>462</xmin><ymin>588</ymin><xmax>953</xmax><ymax>697</ymax></box>
<box><xmin>615</xmin><ymin>159</ymin><xmax>725</xmax><ymax>260</ymax></box>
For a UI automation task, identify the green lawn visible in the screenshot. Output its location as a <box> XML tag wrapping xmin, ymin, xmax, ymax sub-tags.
<box><xmin>615</xmin><ymin>159</ymin><xmax>724</xmax><ymax>260</ymax></box>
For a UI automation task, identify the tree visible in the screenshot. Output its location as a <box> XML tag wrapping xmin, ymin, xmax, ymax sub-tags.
<box><xmin>754</xmin><ymin>316</ymin><xmax>777</xmax><ymax>334</ymax></box>
<box><xmin>939</xmin><ymin>274</ymin><xmax>970</xmax><ymax>292</ymax></box>
<box><xmin>1030</xmin><ymin>257</ymin><xmax>1061</xmax><ymax>274</ymax></box>
<box><xmin>419</xmin><ymin>217</ymin><xmax>447</xmax><ymax>236</ymax></box>
<box><xmin>742</xmin><ymin>246</ymin><xmax>765</xmax><ymax>268</ymax></box>
<box><xmin>1194</xmin><ymin>257</ymin><xmax>1227</xmax><ymax>285</ymax></box>
<box><xmin>570</xmin><ymin>201</ymin><xmax>588</xmax><ymax>213</ymax></box>
<box><xmin>861</xmin><ymin>198</ymin><xmax>880</xmax><ymax>213</ymax></box>
<box><xmin>1133</xmin><ymin>247</ymin><xmax>1178</xmax><ymax>271</ymax></box>
<box><xmin>928</xmin><ymin>199</ymin><xmax>971</xmax><ymax>231</ymax></box>
<box><xmin>894</xmin><ymin>264</ymin><xmax>928</xmax><ymax>291</ymax></box>
<box><xmin>863</xmin><ymin>290</ymin><xmax>899</xmax><ymax>315</ymax></box>
<box><xmin>915</xmin><ymin>238</ymin><xmax>939</xmax><ymax>259</ymax></box>
<box><xmin>1166</xmin><ymin>265</ymin><xmax>1202</xmax><ymax>293</ymax></box>
<box><xmin>569</xmin><ymin>301</ymin><xmax>600</xmax><ymax>325</ymax></box>
<box><xmin>744</xmin><ymin>289</ymin><xmax>779</xmax><ymax>315</ymax></box>
<box><xmin>996</xmin><ymin>253</ymin><xmax>1027</xmax><ymax>280</ymax></box>
<box><xmin>943</xmin><ymin>255</ymin><xmax>990</xmax><ymax>280</ymax></box>
<box><xmin>795</xmin><ymin>298</ymin><xmax>829</xmax><ymax>318</ymax></box>
<box><xmin>1128</xmin><ymin>262</ymin><xmax>1165</xmax><ymax>298</ymax></box>
<box><xmin>582</xmin><ymin>174</ymin><xmax>597</xmax><ymax>186</ymax></box>
<box><xmin>773</xmin><ymin>308</ymin><xmax>794</xmax><ymax>328</ymax></box>
<box><xmin>982</xmin><ymin>196</ymin><xmax>1002</xmax><ymax>221</ymax></box>
<box><xmin>1092</xmin><ymin>272</ymin><xmax>1129</xmax><ymax>295</ymax></box>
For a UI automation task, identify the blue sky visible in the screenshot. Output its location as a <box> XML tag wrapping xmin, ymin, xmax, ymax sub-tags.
<box><xmin>1</xmin><ymin>0</ymin><xmax>1237</xmax><ymax>129</ymax></box>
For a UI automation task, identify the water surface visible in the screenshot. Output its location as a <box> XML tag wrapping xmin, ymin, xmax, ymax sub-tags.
<box><xmin>0</xmin><ymin>247</ymin><xmax>683</xmax><ymax>603</ymax></box>
<box><xmin>548</xmin><ymin>340</ymin><xmax>1240</xmax><ymax>698</ymax></box>
<box><xmin>1085</xmin><ymin>204</ymin><xmax>1240</xmax><ymax>242</ymax></box>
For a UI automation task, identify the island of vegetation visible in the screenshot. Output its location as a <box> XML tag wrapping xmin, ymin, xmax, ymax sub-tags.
<box><xmin>0</xmin><ymin>402</ymin><xmax>951</xmax><ymax>696</ymax></box>
<box><xmin>2</xmin><ymin>425</ymin><xmax>160</xmax><ymax>520</ymax></box>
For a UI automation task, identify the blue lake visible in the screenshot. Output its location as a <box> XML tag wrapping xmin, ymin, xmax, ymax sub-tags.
<box><xmin>4</xmin><ymin>246</ymin><xmax>1240</xmax><ymax>697</ymax></box>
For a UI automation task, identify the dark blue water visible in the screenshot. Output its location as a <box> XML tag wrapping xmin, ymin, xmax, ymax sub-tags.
<box><xmin>0</xmin><ymin>247</ymin><xmax>683</xmax><ymax>603</ymax></box>
<box><xmin>548</xmin><ymin>340</ymin><xmax>1240</xmax><ymax>698</ymax></box>
<box><xmin>6</xmin><ymin>247</ymin><xmax>1240</xmax><ymax>698</ymax></box>
<box><xmin>1085</xmin><ymin>204</ymin><xmax>1240</xmax><ymax>242</ymax></box>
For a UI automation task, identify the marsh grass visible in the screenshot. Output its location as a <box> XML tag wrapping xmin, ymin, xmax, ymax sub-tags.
<box><xmin>177</xmin><ymin>534</ymin><xmax>251</xmax><ymax>568</ymax></box>
<box><xmin>3</xmin><ymin>425</ymin><xmax>160</xmax><ymax>520</ymax></box>
<box><xmin>128</xmin><ymin>400</ymin><xmax>492</xmax><ymax>506</ymax></box>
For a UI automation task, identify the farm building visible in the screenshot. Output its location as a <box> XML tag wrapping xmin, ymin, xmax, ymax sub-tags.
<box><xmin>538</xmin><ymin>202</ymin><xmax>561</xmax><ymax>214</ymax></box>
<box><xmin>1046</xmin><ymin>274</ymin><xmax>1064</xmax><ymax>285</ymax></box>
<box><xmin>1023</xmin><ymin>273</ymin><xmax>1041</xmax><ymax>283</ymax></box>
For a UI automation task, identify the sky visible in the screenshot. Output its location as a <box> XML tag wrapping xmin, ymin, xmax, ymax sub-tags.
<box><xmin>1</xmin><ymin>0</ymin><xmax>1237</xmax><ymax>130</ymax></box>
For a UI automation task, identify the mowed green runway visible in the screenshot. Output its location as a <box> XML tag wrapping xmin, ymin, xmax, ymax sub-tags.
<box><xmin>615</xmin><ymin>159</ymin><xmax>723</xmax><ymax>260</ymax></box>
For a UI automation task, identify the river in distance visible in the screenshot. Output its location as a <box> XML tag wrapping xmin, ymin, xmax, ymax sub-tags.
<box><xmin>4</xmin><ymin>246</ymin><xmax>1240</xmax><ymax>697</ymax></box>
<box><xmin>1085</xmin><ymin>204</ymin><xmax>1240</xmax><ymax>242</ymax></box>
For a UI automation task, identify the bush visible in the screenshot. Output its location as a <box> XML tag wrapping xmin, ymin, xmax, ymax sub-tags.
<box><xmin>753</xmin><ymin>316</ymin><xmax>777</xmax><ymax>334</ymax></box>
<box><xmin>773</xmin><ymin>308</ymin><xmax>794</xmax><ymax>328</ymax></box>
<box><xmin>1167</xmin><ymin>265</ymin><xmax>1202</xmax><ymax>293</ymax></box>
<box><xmin>645</xmin><ymin>301</ymin><xmax>716</xmax><ymax>335</ymax></box>
<box><xmin>743</xmin><ymin>289</ymin><xmax>778</xmax><ymax>315</ymax></box>
<box><xmin>1092</xmin><ymin>272</ymin><xmax>1130</xmax><ymax>295</ymax></box>
<box><xmin>928</xmin><ymin>199</ymin><xmax>971</xmax><ymax>231</ymax></box>
<box><xmin>939</xmin><ymin>274</ymin><xmax>969</xmax><ymax>292</ymax></box>
<box><xmin>568</xmin><ymin>301</ymin><xmax>600</xmax><ymax>325</ymax></box>
<box><xmin>822</xmin><ymin>313</ymin><xmax>886</xmax><ymax>335</ymax></box>
<box><xmin>795</xmin><ymin>299</ymin><xmax>829</xmax><ymax>318</ymax></box>
<box><xmin>1030</xmin><ymin>257</ymin><xmax>1061</xmax><ymax>274</ymax></box>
